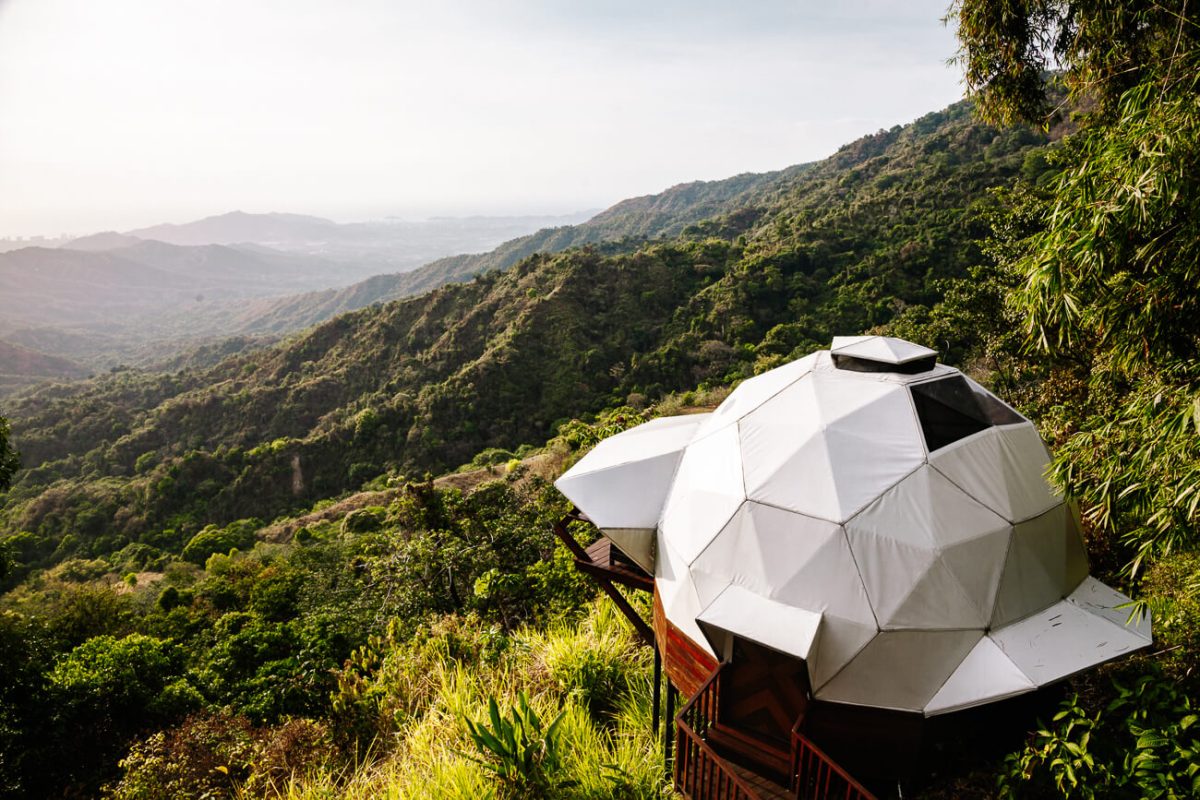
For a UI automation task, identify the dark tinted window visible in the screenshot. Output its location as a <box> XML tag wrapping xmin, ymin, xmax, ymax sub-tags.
<box><xmin>910</xmin><ymin>376</ymin><xmax>1024</xmax><ymax>451</ymax></box>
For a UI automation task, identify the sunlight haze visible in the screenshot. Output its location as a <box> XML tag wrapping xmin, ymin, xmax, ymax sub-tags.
<box><xmin>0</xmin><ymin>0</ymin><xmax>962</xmax><ymax>236</ymax></box>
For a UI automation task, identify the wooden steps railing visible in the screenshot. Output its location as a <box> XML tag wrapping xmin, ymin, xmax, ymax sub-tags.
<box><xmin>790</xmin><ymin>719</ymin><xmax>877</xmax><ymax>800</ymax></box>
<box><xmin>675</xmin><ymin>666</ymin><xmax>762</xmax><ymax>800</ymax></box>
<box><xmin>674</xmin><ymin>664</ymin><xmax>878</xmax><ymax>800</ymax></box>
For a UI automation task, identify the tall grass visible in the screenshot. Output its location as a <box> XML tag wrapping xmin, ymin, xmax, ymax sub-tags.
<box><xmin>254</xmin><ymin>600</ymin><xmax>672</xmax><ymax>800</ymax></box>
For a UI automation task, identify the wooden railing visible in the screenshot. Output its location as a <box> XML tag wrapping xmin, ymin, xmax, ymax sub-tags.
<box><xmin>674</xmin><ymin>666</ymin><xmax>761</xmax><ymax>800</ymax></box>
<box><xmin>790</xmin><ymin>719</ymin><xmax>877</xmax><ymax>800</ymax></box>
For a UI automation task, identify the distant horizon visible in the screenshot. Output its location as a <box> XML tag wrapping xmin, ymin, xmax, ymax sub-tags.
<box><xmin>0</xmin><ymin>206</ymin><xmax>605</xmax><ymax>242</ymax></box>
<box><xmin>0</xmin><ymin>0</ymin><xmax>962</xmax><ymax>238</ymax></box>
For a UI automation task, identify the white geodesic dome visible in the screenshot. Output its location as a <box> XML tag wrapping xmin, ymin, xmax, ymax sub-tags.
<box><xmin>555</xmin><ymin>336</ymin><xmax>1152</xmax><ymax>715</ymax></box>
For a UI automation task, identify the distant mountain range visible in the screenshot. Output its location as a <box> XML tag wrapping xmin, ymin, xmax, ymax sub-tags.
<box><xmin>0</xmin><ymin>340</ymin><xmax>89</xmax><ymax>396</ymax></box>
<box><xmin>191</xmin><ymin>169</ymin><xmax>811</xmax><ymax>337</ymax></box>
<box><xmin>0</xmin><ymin>179</ymin><xmax>801</xmax><ymax>385</ymax></box>
<box><xmin>0</xmin><ymin>211</ymin><xmax>596</xmax><ymax>386</ymax></box>
<box><xmin>123</xmin><ymin>210</ymin><xmax>596</xmax><ymax>268</ymax></box>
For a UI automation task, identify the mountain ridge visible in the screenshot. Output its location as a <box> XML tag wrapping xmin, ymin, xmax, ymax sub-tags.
<box><xmin>0</xmin><ymin>99</ymin><xmax>1058</xmax><ymax>558</ymax></box>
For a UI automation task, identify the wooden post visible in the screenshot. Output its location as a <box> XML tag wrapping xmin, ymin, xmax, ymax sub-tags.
<box><xmin>664</xmin><ymin>681</ymin><xmax>676</xmax><ymax>771</ymax></box>
<box><xmin>652</xmin><ymin>645</ymin><xmax>662</xmax><ymax>738</ymax></box>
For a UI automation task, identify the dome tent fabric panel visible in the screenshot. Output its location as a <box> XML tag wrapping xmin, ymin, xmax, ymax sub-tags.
<box><xmin>928</xmin><ymin>423</ymin><xmax>1061</xmax><ymax>523</ymax></box>
<box><xmin>924</xmin><ymin>636</ymin><xmax>1036</xmax><ymax>715</ymax></box>
<box><xmin>697</xmin><ymin>585</ymin><xmax>822</xmax><ymax>661</ymax></box>
<box><xmin>845</xmin><ymin>466</ymin><xmax>1012</xmax><ymax>629</ymax></box>
<box><xmin>740</xmin><ymin>373</ymin><xmax>925</xmax><ymax>523</ymax></box>
<box><xmin>939</xmin><ymin>532</ymin><xmax>1012</xmax><ymax>627</ymax></box>
<box><xmin>991</xmin><ymin>505</ymin><xmax>1086</xmax><ymax>628</ymax></box>
<box><xmin>807</xmin><ymin>615</ymin><xmax>878</xmax><ymax>692</ymax></box>
<box><xmin>814</xmin><ymin>629</ymin><xmax>982</xmax><ymax>712</ymax></box>
<box><xmin>554</xmin><ymin>413</ymin><xmax>707</xmax><ymax>531</ymax></box>
<box><xmin>687</xmin><ymin>501</ymin><xmax>879</xmax><ymax>691</ymax></box>
<box><xmin>658</xmin><ymin>423</ymin><xmax>745</xmax><ymax>565</ymax></box>
<box><xmin>656</xmin><ymin>533</ymin><xmax>717</xmax><ymax>658</ymax></box>
<box><xmin>692</xmin><ymin>352</ymin><xmax>819</xmax><ymax>441</ymax></box>
<box><xmin>687</xmin><ymin>501</ymin><xmax>876</xmax><ymax>634</ymax></box>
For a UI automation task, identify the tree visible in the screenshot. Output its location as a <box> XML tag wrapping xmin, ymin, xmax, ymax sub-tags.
<box><xmin>951</xmin><ymin>1</ymin><xmax>1200</xmax><ymax>574</ymax></box>
<box><xmin>0</xmin><ymin>416</ymin><xmax>17</xmax><ymax>492</ymax></box>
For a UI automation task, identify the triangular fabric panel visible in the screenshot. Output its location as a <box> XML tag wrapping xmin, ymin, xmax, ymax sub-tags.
<box><xmin>886</xmin><ymin>557</ymin><xmax>989</xmax><ymax>631</ymax></box>
<box><xmin>815</xmin><ymin>629</ymin><xmax>982</xmax><ymax>712</ymax></box>
<box><xmin>742</xmin><ymin>375</ymin><xmax>923</xmax><ymax>522</ymax></box>
<box><xmin>655</xmin><ymin>534</ymin><xmax>716</xmax><ymax>657</ymax></box>
<box><xmin>692</xmin><ymin>353</ymin><xmax>818</xmax><ymax>440</ymax></box>
<box><xmin>847</xmin><ymin>466</ymin><xmax>1011</xmax><ymax>550</ymax></box>
<box><xmin>930</xmin><ymin>424</ymin><xmax>1060</xmax><ymax>523</ymax></box>
<box><xmin>689</xmin><ymin>502</ymin><xmax>875</xmax><ymax>629</ymax></box>
<box><xmin>924</xmin><ymin>636</ymin><xmax>1036</xmax><ymax>715</ymax></box>
<box><xmin>845</xmin><ymin>466</ymin><xmax>1011</xmax><ymax>629</ymax></box>
<box><xmin>821</xmin><ymin>424</ymin><xmax>926</xmax><ymax>522</ymax></box>
<box><xmin>991</xmin><ymin>598</ymin><xmax>1152</xmax><ymax>685</ymax></box>
<box><xmin>846</xmin><ymin>533</ymin><xmax>937</xmax><ymax>628</ymax></box>
<box><xmin>697</xmin><ymin>585</ymin><xmax>822</xmax><ymax>661</ymax></box>
<box><xmin>602</xmin><ymin>528</ymin><xmax>655</xmax><ymax>574</ymax></box>
<box><xmin>991</xmin><ymin>505</ymin><xmax>1072</xmax><ymax>628</ymax></box>
<box><xmin>658</xmin><ymin>424</ymin><xmax>745</xmax><ymax>564</ymax></box>
<box><xmin>939</xmin><ymin>530</ymin><xmax>1012</xmax><ymax>627</ymax></box>
<box><xmin>807</xmin><ymin>615</ymin><xmax>878</xmax><ymax>692</ymax></box>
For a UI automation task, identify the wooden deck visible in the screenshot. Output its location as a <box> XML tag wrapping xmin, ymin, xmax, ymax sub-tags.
<box><xmin>579</xmin><ymin>535</ymin><xmax>654</xmax><ymax>591</ymax></box>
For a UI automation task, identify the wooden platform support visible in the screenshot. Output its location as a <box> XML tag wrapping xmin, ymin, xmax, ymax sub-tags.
<box><xmin>551</xmin><ymin>509</ymin><xmax>654</xmax><ymax>646</ymax></box>
<box><xmin>653</xmin><ymin>646</ymin><xmax>663</xmax><ymax>737</ymax></box>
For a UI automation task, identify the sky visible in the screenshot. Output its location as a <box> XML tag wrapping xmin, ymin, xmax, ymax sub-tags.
<box><xmin>0</xmin><ymin>0</ymin><xmax>964</xmax><ymax>237</ymax></box>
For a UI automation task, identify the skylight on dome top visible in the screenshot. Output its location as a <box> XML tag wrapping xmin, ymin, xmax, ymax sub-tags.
<box><xmin>830</xmin><ymin>335</ymin><xmax>937</xmax><ymax>373</ymax></box>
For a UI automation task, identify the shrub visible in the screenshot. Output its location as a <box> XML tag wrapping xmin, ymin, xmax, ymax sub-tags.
<box><xmin>999</xmin><ymin>672</ymin><xmax>1200</xmax><ymax>799</ymax></box>
<box><xmin>462</xmin><ymin>692</ymin><xmax>569</xmax><ymax>798</ymax></box>
<box><xmin>108</xmin><ymin>713</ymin><xmax>334</xmax><ymax>800</ymax></box>
<box><xmin>341</xmin><ymin>506</ymin><xmax>387</xmax><ymax>535</ymax></box>
<box><xmin>181</xmin><ymin>522</ymin><xmax>257</xmax><ymax>566</ymax></box>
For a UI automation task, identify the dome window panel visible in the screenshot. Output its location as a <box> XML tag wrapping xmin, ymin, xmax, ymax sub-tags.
<box><xmin>910</xmin><ymin>374</ymin><xmax>1025</xmax><ymax>451</ymax></box>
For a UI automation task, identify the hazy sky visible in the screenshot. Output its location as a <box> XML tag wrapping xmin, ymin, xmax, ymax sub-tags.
<box><xmin>0</xmin><ymin>0</ymin><xmax>964</xmax><ymax>237</ymax></box>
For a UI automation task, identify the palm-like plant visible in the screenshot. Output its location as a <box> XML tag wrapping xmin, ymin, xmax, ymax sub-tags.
<box><xmin>462</xmin><ymin>692</ymin><xmax>572</xmax><ymax>796</ymax></box>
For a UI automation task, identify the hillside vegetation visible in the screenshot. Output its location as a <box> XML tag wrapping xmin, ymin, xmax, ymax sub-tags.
<box><xmin>216</xmin><ymin>165</ymin><xmax>813</xmax><ymax>339</ymax></box>
<box><xmin>3</xmin><ymin>3</ymin><xmax>1200</xmax><ymax>794</ymax></box>
<box><xmin>1</xmin><ymin>100</ymin><xmax>1053</xmax><ymax>571</ymax></box>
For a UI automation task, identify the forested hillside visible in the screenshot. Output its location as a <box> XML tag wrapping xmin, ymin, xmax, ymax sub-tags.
<box><xmin>2</xmin><ymin>3</ymin><xmax>1199</xmax><ymax>795</ymax></box>
<box><xmin>216</xmin><ymin>164</ymin><xmax>814</xmax><ymax>338</ymax></box>
<box><xmin>1</xmin><ymin>100</ymin><xmax>1053</xmax><ymax>574</ymax></box>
